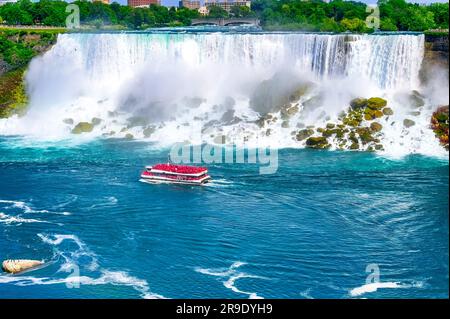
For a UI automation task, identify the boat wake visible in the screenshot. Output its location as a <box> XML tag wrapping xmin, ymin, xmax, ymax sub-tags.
<box><xmin>195</xmin><ymin>261</ymin><xmax>266</xmax><ymax>299</ymax></box>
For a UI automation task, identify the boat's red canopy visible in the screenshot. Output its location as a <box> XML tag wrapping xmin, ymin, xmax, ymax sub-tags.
<box><xmin>152</xmin><ymin>163</ymin><xmax>207</xmax><ymax>174</ymax></box>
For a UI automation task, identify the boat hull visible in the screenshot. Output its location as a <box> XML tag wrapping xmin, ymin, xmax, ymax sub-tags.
<box><xmin>140</xmin><ymin>175</ymin><xmax>211</xmax><ymax>186</ymax></box>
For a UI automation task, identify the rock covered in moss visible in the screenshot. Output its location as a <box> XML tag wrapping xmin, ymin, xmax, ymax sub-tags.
<box><xmin>370</xmin><ymin>122</ymin><xmax>383</xmax><ymax>132</ymax></box>
<box><xmin>305</xmin><ymin>136</ymin><xmax>329</xmax><ymax>148</ymax></box>
<box><xmin>350</xmin><ymin>98</ymin><xmax>368</xmax><ymax>109</ymax></box>
<box><xmin>382</xmin><ymin>107</ymin><xmax>394</xmax><ymax>116</ymax></box>
<box><xmin>431</xmin><ymin>105</ymin><xmax>449</xmax><ymax>149</ymax></box>
<box><xmin>72</xmin><ymin>122</ymin><xmax>94</xmax><ymax>134</ymax></box>
<box><xmin>296</xmin><ymin>128</ymin><xmax>315</xmax><ymax>141</ymax></box>
<box><xmin>367</xmin><ymin>97</ymin><xmax>387</xmax><ymax>110</ymax></box>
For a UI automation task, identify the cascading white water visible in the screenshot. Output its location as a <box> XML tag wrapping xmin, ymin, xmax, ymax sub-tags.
<box><xmin>0</xmin><ymin>32</ymin><xmax>447</xmax><ymax>157</ymax></box>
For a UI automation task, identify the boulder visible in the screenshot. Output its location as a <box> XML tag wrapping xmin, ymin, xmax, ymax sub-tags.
<box><xmin>71</xmin><ymin>122</ymin><xmax>94</xmax><ymax>134</ymax></box>
<box><xmin>125</xmin><ymin>133</ymin><xmax>134</xmax><ymax>140</ymax></box>
<box><xmin>403</xmin><ymin>119</ymin><xmax>416</xmax><ymax>128</ymax></box>
<box><xmin>91</xmin><ymin>117</ymin><xmax>102</xmax><ymax>126</ymax></box>
<box><xmin>296</xmin><ymin>129</ymin><xmax>315</xmax><ymax>141</ymax></box>
<box><xmin>305</xmin><ymin>136</ymin><xmax>329</xmax><ymax>148</ymax></box>
<box><xmin>350</xmin><ymin>142</ymin><xmax>359</xmax><ymax>150</ymax></box>
<box><xmin>2</xmin><ymin>259</ymin><xmax>44</xmax><ymax>274</ymax></box>
<box><xmin>350</xmin><ymin>98</ymin><xmax>368</xmax><ymax>109</ymax></box>
<box><xmin>367</xmin><ymin>97</ymin><xmax>387</xmax><ymax>110</ymax></box>
<box><xmin>126</xmin><ymin>116</ymin><xmax>149</xmax><ymax>128</ymax></box>
<box><xmin>143</xmin><ymin>126</ymin><xmax>155</xmax><ymax>138</ymax></box>
<box><xmin>370</xmin><ymin>122</ymin><xmax>383</xmax><ymax>132</ymax></box>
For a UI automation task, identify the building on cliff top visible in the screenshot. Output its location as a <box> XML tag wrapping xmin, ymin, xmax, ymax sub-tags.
<box><xmin>128</xmin><ymin>0</ymin><xmax>161</xmax><ymax>8</ymax></box>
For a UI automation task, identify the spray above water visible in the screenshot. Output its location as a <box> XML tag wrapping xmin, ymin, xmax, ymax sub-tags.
<box><xmin>0</xmin><ymin>32</ymin><xmax>447</xmax><ymax>158</ymax></box>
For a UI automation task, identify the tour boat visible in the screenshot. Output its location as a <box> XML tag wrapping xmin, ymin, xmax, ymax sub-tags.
<box><xmin>140</xmin><ymin>163</ymin><xmax>211</xmax><ymax>185</ymax></box>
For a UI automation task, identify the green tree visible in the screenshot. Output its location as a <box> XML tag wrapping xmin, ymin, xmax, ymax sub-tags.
<box><xmin>340</xmin><ymin>17</ymin><xmax>367</xmax><ymax>32</ymax></box>
<box><xmin>208</xmin><ymin>6</ymin><xmax>228</xmax><ymax>19</ymax></box>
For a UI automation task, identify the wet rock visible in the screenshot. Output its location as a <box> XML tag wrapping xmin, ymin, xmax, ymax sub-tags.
<box><xmin>303</xmin><ymin>95</ymin><xmax>324</xmax><ymax>112</ymax></box>
<box><xmin>63</xmin><ymin>118</ymin><xmax>74</xmax><ymax>125</ymax></box>
<box><xmin>296</xmin><ymin>128</ymin><xmax>315</xmax><ymax>141</ymax></box>
<box><xmin>281</xmin><ymin>121</ymin><xmax>290</xmax><ymax>128</ymax></box>
<box><xmin>375</xmin><ymin>144</ymin><xmax>384</xmax><ymax>151</ymax></box>
<box><xmin>350</xmin><ymin>142</ymin><xmax>359</xmax><ymax>150</ymax></box>
<box><xmin>250</xmin><ymin>72</ymin><xmax>313</xmax><ymax>115</ymax></box>
<box><xmin>91</xmin><ymin>117</ymin><xmax>102</xmax><ymax>126</ymax></box>
<box><xmin>403</xmin><ymin>119</ymin><xmax>416</xmax><ymax>128</ymax></box>
<box><xmin>350</xmin><ymin>98</ymin><xmax>368</xmax><ymax>110</ymax></box>
<box><xmin>125</xmin><ymin>133</ymin><xmax>134</xmax><ymax>140</ymax></box>
<box><xmin>431</xmin><ymin>105</ymin><xmax>449</xmax><ymax>149</ymax></box>
<box><xmin>102</xmin><ymin>130</ymin><xmax>116</xmax><ymax>137</ymax></box>
<box><xmin>305</xmin><ymin>136</ymin><xmax>329</xmax><ymax>148</ymax></box>
<box><xmin>382</xmin><ymin>107</ymin><xmax>394</xmax><ymax>116</ymax></box>
<box><xmin>409</xmin><ymin>91</ymin><xmax>425</xmax><ymax>108</ymax></box>
<box><xmin>326</xmin><ymin>123</ymin><xmax>335</xmax><ymax>129</ymax></box>
<box><xmin>143</xmin><ymin>126</ymin><xmax>155</xmax><ymax>138</ymax></box>
<box><xmin>370</xmin><ymin>122</ymin><xmax>383</xmax><ymax>132</ymax></box>
<box><xmin>71</xmin><ymin>122</ymin><xmax>94</xmax><ymax>134</ymax></box>
<box><xmin>127</xmin><ymin>116</ymin><xmax>149</xmax><ymax>128</ymax></box>
<box><xmin>356</xmin><ymin>127</ymin><xmax>374</xmax><ymax>144</ymax></box>
<box><xmin>213</xmin><ymin>135</ymin><xmax>226</xmax><ymax>144</ymax></box>
<box><xmin>367</xmin><ymin>97</ymin><xmax>387</xmax><ymax>110</ymax></box>
<box><xmin>281</xmin><ymin>104</ymin><xmax>299</xmax><ymax>119</ymax></box>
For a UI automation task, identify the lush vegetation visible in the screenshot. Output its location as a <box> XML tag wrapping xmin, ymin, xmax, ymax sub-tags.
<box><xmin>0</xmin><ymin>0</ymin><xmax>200</xmax><ymax>29</ymax></box>
<box><xmin>252</xmin><ymin>0</ymin><xmax>449</xmax><ymax>32</ymax></box>
<box><xmin>1</xmin><ymin>28</ymin><xmax>59</xmax><ymax>118</ymax></box>
<box><xmin>0</xmin><ymin>0</ymin><xmax>448</xmax><ymax>32</ymax></box>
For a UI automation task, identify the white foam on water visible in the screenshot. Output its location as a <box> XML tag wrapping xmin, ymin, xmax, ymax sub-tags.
<box><xmin>0</xmin><ymin>212</ymin><xmax>48</xmax><ymax>225</ymax></box>
<box><xmin>349</xmin><ymin>281</ymin><xmax>424</xmax><ymax>297</ymax></box>
<box><xmin>88</xmin><ymin>196</ymin><xmax>118</xmax><ymax>209</ymax></box>
<box><xmin>0</xmin><ymin>199</ymin><xmax>71</xmax><ymax>216</ymax></box>
<box><xmin>20</xmin><ymin>233</ymin><xmax>166</xmax><ymax>299</ymax></box>
<box><xmin>196</xmin><ymin>261</ymin><xmax>265</xmax><ymax>299</ymax></box>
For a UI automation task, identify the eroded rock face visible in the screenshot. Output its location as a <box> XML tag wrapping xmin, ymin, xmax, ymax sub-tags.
<box><xmin>431</xmin><ymin>105</ymin><xmax>449</xmax><ymax>150</ymax></box>
<box><xmin>250</xmin><ymin>71</ymin><xmax>314</xmax><ymax>115</ymax></box>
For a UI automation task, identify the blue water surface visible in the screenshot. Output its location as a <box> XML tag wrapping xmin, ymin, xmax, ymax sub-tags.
<box><xmin>0</xmin><ymin>137</ymin><xmax>448</xmax><ymax>298</ymax></box>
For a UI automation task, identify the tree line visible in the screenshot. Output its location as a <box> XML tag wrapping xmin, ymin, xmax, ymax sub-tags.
<box><xmin>0</xmin><ymin>0</ymin><xmax>448</xmax><ymax>32</ymax></box>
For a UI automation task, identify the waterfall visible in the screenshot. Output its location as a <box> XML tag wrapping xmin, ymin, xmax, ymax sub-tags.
<box><xmin>0</xmin><ymin>31</ymin><xmax>446</xmax><ymax>157</ymax></box>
